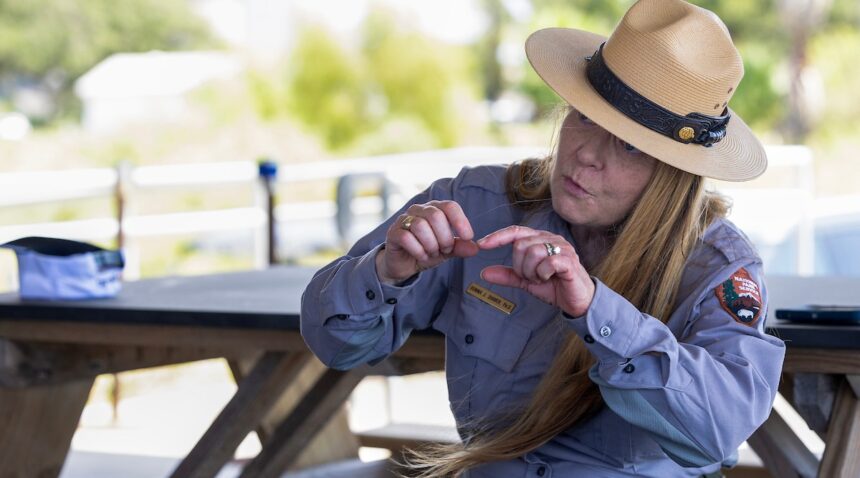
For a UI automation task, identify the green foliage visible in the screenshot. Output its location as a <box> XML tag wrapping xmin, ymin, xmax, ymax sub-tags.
<box><xmin>276</xmin><ymin>8</ymin><xmax>473</xmax><ymax>152</ymax></box>
<box><xmin>518</xmin><ymin>68</ymin><xmax>564</xmax><ymax>118</ymax></box>
<box><xmin>0</xmin><ymin>0</ymin><xmax>214</xmax><ymax>79</ymax></box>
<box><xmin>248</xmin><ymin>69</ymin><xmax>285</xmax><ymax>122</ymax></box>
<box><xmin>827</xmin><ymin>0</ymin><xmax>860</xmax><ymax>28</ymax></box>
<box><xmin>807</xmin><ymin>27</ymin><xmax>860</xmax><ymax>144</ymax></box>
<box><xmin>285</xmin><ymin>27</ymin><xmax>372</xmax><ymax>150</ymax></box>
<box><xmin>730</xmin><ymin>44</ymin><xmax>785</xmax><ymax>132</ymax></box>
<box><xmin>0</xmin><ymin>0</ymin><xmax>216</xmax><ymax>121</ymax></box>
<box><xmin>362</xmin><ymin>9</ymin><xmax>465</xmax><ymax>148</ymax></box>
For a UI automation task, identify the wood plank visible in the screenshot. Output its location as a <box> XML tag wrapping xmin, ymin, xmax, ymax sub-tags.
<box><xmin>791</xmin><ymin>373</ymin><xmax>836</xmax><ymax>438</ymax></box>
<box><xmin>0</xmin><ymin>377</ymin><xmax>94</xmax><ymax>478</ymax></box>
<box><xmin>747</xmin><ymin>405</ymin><xmax>818</xmax><ymax>478</ymax></box>
<box><xmin>239</xmin><ymin>367</ymin><xmax>368</xmax><ymax>478</ymax></box>
<box><xmin>782</xmin><ymin>349</ymin><xmax>860</xmax><ymax>375</ymax></box>
<box><xmin>369</xmin><ymin>356</ymin><xmax>444</xmax><ymax>376</ymax></box>
<box><xmin>260</xmin><ymin>362</ymin><xmax>359</xmax><ymax>471</ymax></box>
<box><xmin>355</xmin><ymin>423</ymin><xmax>460</xmax><ymax>451</ymax></box>
<box><xmin>847</xmin><ymin>374</ymin><xmax>860</xmax><ymax>398</ymax></box>
<box><xmin>170</xmin><ymin>351</ymin><xmax>312</xmax><ymax>478</ymax></box>
<box><xmin>395</xmin><ymin>334</ymin><xmax>445</xmax><ymax>360</ymax></box>
<box><xmin>0</xmin><ymin>321</ymin><xmax>309</xmax><ymax>352</ymax></box>
<box><xmin>2</xmin><ymin>342</ymin><xmax>243</xmax><ymax>387</ymax></box>
<box><xmin>229</xmin><ymin>356</ymin><xmax>360</xmax><ymax>471</ymax></box>
<box><xmin>819</xmin><ymin>378</ymin><xmax>860</xmax><ymax>477</ymax></box>
<box><xmin>0</xmin><ymin>321</ymin><xmax>447</xmax><ymax>360</ymax></box>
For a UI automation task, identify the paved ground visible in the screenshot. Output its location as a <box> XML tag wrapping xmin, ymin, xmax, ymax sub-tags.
<box><xmin>60</xmin><ymin>451</ymin><xmax>393</xmax><ymax>478</ymax></box>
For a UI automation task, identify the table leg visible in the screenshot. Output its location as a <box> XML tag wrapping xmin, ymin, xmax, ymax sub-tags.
<box><xmin>0</xmin><ymin>377</ymin><xmax>94</xmax><ymax>478</ymax></box>
<box><xmin>228</xmin><ymin>355</ymin><xmax>359</xmax><ymax>470</ymax></box>
<box><xmin>818</xmin><ymin>376</ymin><xmax>860</xmax><ymax>477</ymax></box>
<box><xmin>170</xmin><ymin>351</ymin><xmax>313</xmax><ymax>478</ymax></box>
<box><xmin>238</xmin><ymin>367</ymin><xmax>368</xmax><ymax>478</ymax></box>
<box><xmin>747</xmin><ymin>397</ymin><xmax>819</xmax><ymax>478</ymax></box>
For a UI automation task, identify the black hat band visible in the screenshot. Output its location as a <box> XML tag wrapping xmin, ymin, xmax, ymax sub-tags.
<box><xmin>585</xmin><ymin>43</ymin><xmax>730</xmax><ymax>147</ymax></box>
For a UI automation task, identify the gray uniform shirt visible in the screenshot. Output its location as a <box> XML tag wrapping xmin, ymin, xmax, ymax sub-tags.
<box><xmin>301</xmin><ymin>165</ymin><xmax>786</xmax><ymax>477</ymax></box>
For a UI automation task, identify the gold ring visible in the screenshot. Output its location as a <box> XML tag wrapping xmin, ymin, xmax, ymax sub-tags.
<box><xmin>401</xmin><ymin>215</ymin><xmax>415</xmax><ymax>231</ymax></box>
<box><xmin>544</xmin><ymin>242</ymin><xmax>561</xmax><ymax>257</ymax></box>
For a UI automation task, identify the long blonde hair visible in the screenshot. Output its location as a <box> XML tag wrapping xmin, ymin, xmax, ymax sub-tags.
<box><xmin>403</xmin><ymin>118</ymin><xmax>730</xmax><ymax>477</ymax></box>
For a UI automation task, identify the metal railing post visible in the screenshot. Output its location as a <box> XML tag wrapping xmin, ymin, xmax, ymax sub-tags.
<box><xmin>258</xmin><ymin>159</ymin><xmax>279</xmax><ymax>267</ymax></box>
<box><xmin>335</xmin><ymin>172</ymin><xmax>389</xmax><ymax>249</ymax></box>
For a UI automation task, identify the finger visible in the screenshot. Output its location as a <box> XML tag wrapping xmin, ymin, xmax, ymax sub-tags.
<box><xmin>480</xmin><ymin>265</ymin><xmax>527</xmax><ymax>289</ymax></box>
<box><xmin>451</xmin><ymin>238</ymin><xmax>479</xmax><ymax>258</ymax></box>
<box><xmin>510</xmin><ymin>235</ymin><xmax>536</xmax><ymax>281</ymax></box>
<box><xmin>477</xmin><ymin>225</ymin><xmax>538</xmax><ymax>250</ymax></box>
<box><xmin>390</xmin><ymin>227</ymin><xmax>430</xmax><ymax>262</ymax></box>
<box><xmin>403</xmin><ymin>215</ymin><xmax>441</xmax><ymax>257</ymax></box>
<box><xmin>509</xmin><ymin>235</ymin><xmax>556</xmax><ymax>281</ymax></box>
<box><xmin>535</xmin><ymin>255</ymin><xmax>572</xmax><ymax>282</ymax></box>
<box><xmin>434</xmin><ymin>201</ymin><xmax>474</xmax><ymax>241</ymax></box>
<box><xmin>415</xmin><ymin>204</ymin><xmax>456</xmax><ymax>254</ymax></box>
<box><xmin>521</xmin><ymin>239</ymin><xmax>558</xmax><ymax>282</ymax></box>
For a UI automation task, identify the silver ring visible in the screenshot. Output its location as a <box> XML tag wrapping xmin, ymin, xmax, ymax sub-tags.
<box><xmin>544</xmin><ymin>242</ymin><xmax>561</xmax><ymax>257</ymax></box>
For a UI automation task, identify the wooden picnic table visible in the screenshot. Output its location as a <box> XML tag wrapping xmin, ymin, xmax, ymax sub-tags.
<box><xmin>0</xmin><ymin>267</ymin><xmax>857</xmax><ymax>478</ymax></box>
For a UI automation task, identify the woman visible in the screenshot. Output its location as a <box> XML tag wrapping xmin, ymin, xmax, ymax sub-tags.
<box><xmin>301</xmin><ymin>0</ymin><xmax>785</xmax><ymax>476</ymax></box>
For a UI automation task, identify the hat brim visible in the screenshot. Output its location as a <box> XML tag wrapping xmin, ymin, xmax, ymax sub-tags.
<box><xmin>525</xmin><ymin>28</ymin><xmax>767</xmax><ymax>182</ymax></box>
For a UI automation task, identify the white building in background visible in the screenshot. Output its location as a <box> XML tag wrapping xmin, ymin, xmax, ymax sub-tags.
<box><xmin>74</xmin><ymin>51</ymin><xmax>242</xmax><ymax>134</ymax></box>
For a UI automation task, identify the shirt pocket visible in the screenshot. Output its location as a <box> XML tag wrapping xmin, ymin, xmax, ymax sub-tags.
<box><xmin>452</xmin><ymin>292</ymin><xmax>532</xmax><ymax>373</ymax></box>
<box><xmin>434</xmin><ymin>292</ymin><xmax>532</xmax><ymax>420</ymax></box>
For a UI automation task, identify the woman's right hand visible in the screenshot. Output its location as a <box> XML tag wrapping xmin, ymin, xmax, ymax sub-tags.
<box><xmin>376</xmin><ymin>200</ymin><xmax>479</xmax><ymax>285</ymax></box>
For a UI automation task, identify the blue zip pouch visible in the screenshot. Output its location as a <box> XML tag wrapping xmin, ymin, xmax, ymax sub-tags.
<box><xmin>1</xmin><ymin>236</ymin><xmax>124</xmax><ymax>300</ymax></box>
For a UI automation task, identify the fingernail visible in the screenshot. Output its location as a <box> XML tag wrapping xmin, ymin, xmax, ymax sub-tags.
<box><xmin>442</xmin><ymin>247</ymin><xmax>453</xmax><ymax>255</ymax></box>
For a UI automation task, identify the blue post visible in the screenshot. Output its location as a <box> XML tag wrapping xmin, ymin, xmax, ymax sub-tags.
<box><xmin>258</xmin><ymin>159</ymin><xmax>278</xmax><ymax>266</ymax></box>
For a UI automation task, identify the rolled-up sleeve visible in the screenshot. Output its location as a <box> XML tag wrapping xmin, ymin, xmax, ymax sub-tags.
<box><xmin>300</xmin><ymin>175</ymin><xmax>459</xmax><ymax>370</ymax></box>
<box><xmin>563</xmin><ymin>260</ymin><xmax>785</xmax><ymax>468</ymax></box>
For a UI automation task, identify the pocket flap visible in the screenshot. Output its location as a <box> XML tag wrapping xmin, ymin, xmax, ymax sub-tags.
<box><xmin>447</xmin><ymin>297</ymin><xmax>531</xmax><ymax>373</ymax></box>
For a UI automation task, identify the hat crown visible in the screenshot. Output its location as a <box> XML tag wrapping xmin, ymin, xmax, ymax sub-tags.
<box><xmin>602</xmin><ymin>0</ymin><xmax>743</xmax><ymax>116</ymax></box>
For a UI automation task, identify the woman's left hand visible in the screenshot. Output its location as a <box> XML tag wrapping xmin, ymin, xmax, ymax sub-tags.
<box><xmin>477</xmin><ymin>225</ymin><xmax>595</xmax><ymax>317</ymax></box>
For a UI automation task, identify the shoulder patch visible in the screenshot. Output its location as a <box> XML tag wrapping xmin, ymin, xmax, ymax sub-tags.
<box><xmin>715</xmin><ymin>267</ymin><xmax>762</xmax><ymax>327</ymax></box>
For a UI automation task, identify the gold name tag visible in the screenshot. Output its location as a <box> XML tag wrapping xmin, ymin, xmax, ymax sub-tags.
<box><xmin>466</xmin><ymin>282</ymin><xmax>516</xmax><ymax>315</ymax></box>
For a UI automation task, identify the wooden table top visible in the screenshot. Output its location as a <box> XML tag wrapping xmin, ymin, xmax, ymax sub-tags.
<box><xmin>0</xmin><ymin>267</ymin><xmax>858</xmax><ymax>348</ymax></box>
<box><xmin>0</xmin><ymin>267</ymin><xmax>315</xmax><ymax>329</ymax></box>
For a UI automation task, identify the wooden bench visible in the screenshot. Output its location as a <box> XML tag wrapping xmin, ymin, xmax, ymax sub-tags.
<box><xmin>356</xmin><ymin>422</ymin><xmax>774</xmax><ymax>477</ymax></box>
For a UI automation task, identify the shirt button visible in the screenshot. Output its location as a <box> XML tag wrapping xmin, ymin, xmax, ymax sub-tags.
<box><xmin>583</xmin><ymin>334</ymin><xmax>595</xmax><ymax>344</ymax></box>
<box><xmin>537</xmin><ymin>465</ymin><xmax>546</xmax><ymax>476</ymax></box>
<box><xmin>623</xmin><ymin>363</ymin><xmax>636</xmax><ymax>373</ymax></box>
<box><xmin>465</xmin><ymin>334</ymin><xmax>474</xmax><ymax>344</ymax></box>
<box><xmin>599</xmin><ymin>326</ymin><xmax>612</xmax><ymax>337</ymax></box>
<box><xmin>386</xmin><ymin>298</ymin><xmax>397</xmax><ymax>305</ymax></box>
<box><xmin>365</xmin><ymin>290</ymin><xmax>376</xmax><ymax>300</ymax></box>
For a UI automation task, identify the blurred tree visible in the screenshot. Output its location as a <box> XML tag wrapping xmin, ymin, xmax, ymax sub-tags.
<box><xmin>362</xmin><ymin>7</ymin><xmax>466</xmax><ymax>147</ymax></box>
<box><xmin>0</xmin><ymin>0</ymin><xmax>215</xmax><ymax>123</ymax></box>
<box><xmin>775</xmin><ymin>0</ymin><xmax>833</xmax><ymax>142</ymax></box>
<box><xmin>514</xmin><ymin>0</ymin><xmax>632</xmax><ymax>118</ymax></box>
<box><xmin>285</xmin><ymin>27</ymin><xmax>372</xmax><ymax>150</ymax></box>
<box><xmin>476</xmin><ymin>0</ymin><xmax>509</xmax><ymax>102</ymax></box>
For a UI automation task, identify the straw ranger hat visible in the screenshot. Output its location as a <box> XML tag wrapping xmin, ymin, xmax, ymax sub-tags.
<box><xmin>526</xmin><ymin>0</ymin><xmax>766</xmax><ymax>181</ymax></box>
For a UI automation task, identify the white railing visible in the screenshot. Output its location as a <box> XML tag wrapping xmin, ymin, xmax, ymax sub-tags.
<box><xmin>0</xmin><ymin>146</ymin><xmax>547</xmax><ymax>279</ymax></box>
<box><xmin>1</xmin><ymin>144</ymin><xmax>826</xmax><ymax>279</ymax></box>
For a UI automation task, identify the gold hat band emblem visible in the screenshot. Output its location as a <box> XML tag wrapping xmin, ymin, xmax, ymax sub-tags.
<box><xmin>679</xmin><ymin>126</ymin><xmax>696</xmax><ymax>141</ymax></box>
